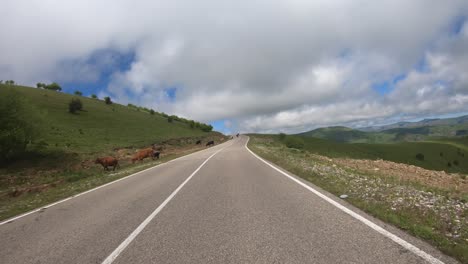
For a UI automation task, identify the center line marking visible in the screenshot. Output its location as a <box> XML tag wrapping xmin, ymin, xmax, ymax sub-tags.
<box><xmin>101</xmin><ymin>147</ymin><xmax>225</xmax><ymax>264</ymax></box>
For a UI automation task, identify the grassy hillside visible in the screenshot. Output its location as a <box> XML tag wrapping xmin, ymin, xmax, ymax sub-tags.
<box><xmin>264</xmin><ymin>134</ymin><xmax>468</xmax><ymax>174</ymax></box>
<box><xmin>298</xmin><ymin>120</ymin><xmax>468</xmax><ymax>144</ymax></box>
<box><xmin>0</xmin><ymin>84</ymin><xmax>226</xmax><ymax>220</ymax></box>
<box><xmin>298</xmin><ymin>126</ymin><xmax>394</xmax><ymax>143</ymax></box>
<box><xmin>1</xmin><ymin>84</ymin><xmax>219</xmax><ymax>155</ymax></box>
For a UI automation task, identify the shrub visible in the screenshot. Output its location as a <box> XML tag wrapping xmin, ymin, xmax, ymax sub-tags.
<box><xmin>104</xmin><ymin>96</ymin><xmax>112</xmax><ymax>104</ymax></box>
<box><xmin>68</xmin><ymin>98</ymin><xmax>83</xmax><ymax>113</ymax></box>
<box><xmin>91</xmin><ymin>94</ymin><xmax>97</xmax><ymax>99</ymax></box>
<box><xmin>284</xmin><ymin>137</ymin><xmax>305</xmax><ymax>149</ymax></box>
<box><xmin>36</xmin><ymin>82</ymin><xmax>46</xmax><ymax>88</ymax></box>
<box><xmin>453</xmin><ymin>160</ymin><xmax>459</xmax><ymax>166</ymax></box>
<box><xmin>415</xmin><ymin>153</ymin><xmax>425</xmax><ymax>161</ymax></box>
<box><xmin>278</xmin><ymin>133</ymin><xmax>286</xmax><ymax>140</ymax></box>
<box><xmin>0</xmin><ymin>88</ymin><xmax>42</xmax><ymax>162</ymax></box>
<box><xmin>447</xmin><ymin>162</ymin><xmax>452</xmax><ymax>167</ymax></box>
<box><xmin>167</xmin><ymin>116</ymin><xmax>174</xmax><ymax>123</ymax></box>
<box><xmin>149</xmin><ymin>109</ymin><xmax>155</xmax><ymax>115</ymax></box>
<box><xmin>74</xmin><ymin>90</ymin><xmax>82</xmax><ymax>96</ymax></box>
<box><xmin>44</xmin><ymin>82</ymin><xmax>62</xmax><ymax>91</ymax></box>
<box><xmin>440</xmin><ymin>152</ymin><xmax>443</xmax><ymax>157</ymax></box>
<box><xmin>200</xmin><ymin>124</ymin><xmax>213</xmax><ymax>132</ymax></box>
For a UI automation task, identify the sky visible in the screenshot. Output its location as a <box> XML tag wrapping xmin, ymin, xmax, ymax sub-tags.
<box><xmin>1</xmin><ymin>0</ymin><xmax>468</xmax><ymax>135</ymax></box>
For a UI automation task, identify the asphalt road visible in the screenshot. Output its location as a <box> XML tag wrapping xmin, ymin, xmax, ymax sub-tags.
<box><xmin>0</xmin><ymin>136</ymin><xmax>458</xmax><ymax>263</ymax></box>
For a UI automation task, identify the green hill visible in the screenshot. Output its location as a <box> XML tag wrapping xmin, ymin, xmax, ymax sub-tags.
<box><xmin>297</xmin><ymin>126</ymin><xmax>393</xmax><ymax>143</ymax></box>
<box><xmin>271</xmin><ymin>135</ymin><xmax>468</xmax><ymax>174</ymax></box>
<box><xmin>1</xmin><ymin>84</ymin><xmax>220</xmax><ymax>156</ymax></box>
<box><xmin>297</xmin><ymin>116</ymin><xmax>468</xmax><ymax>144</ymax></box>
<box><xmin>0</xmin><ymin>84</ymin><xmax>226</xmax><ymax>220</ymax></box>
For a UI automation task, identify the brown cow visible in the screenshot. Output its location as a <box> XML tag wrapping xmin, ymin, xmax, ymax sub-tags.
<box><xmin>132</xmin><ymin>148</ymin><xmax>155</xmax><ymax>163</ymax></box>
<box><xmin>95</xmin><ymin>156</ymin><xmax>119</xmax><ymax>171</ymax></box>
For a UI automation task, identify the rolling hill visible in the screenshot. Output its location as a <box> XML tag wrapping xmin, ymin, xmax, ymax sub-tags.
<box><xmin>297</xmin><ymin>115</ymin><xmax>468</xmax><ymax>143</ymax></box>
<box><xmin>1</xmin><ymin>84</ymin><xmax>221</xmax><ymax>156</ymax></box>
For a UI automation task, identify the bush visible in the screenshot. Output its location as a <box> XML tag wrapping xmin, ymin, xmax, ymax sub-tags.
<box><xmin>447</xmin><ymin>162</ymin><xmax>452</xmax><ymax>167</ymax></box>
<box><xmin>167</xmin><ymin>116</ymin><xmax>173</xmax><ymax>123</ymax></box>
<box><xmin>278</xmin><ymin>133</ymin><xmax>286</xmax><ymax>140</ymax></box>
<box><xmin>91</xmin><ymin>94</ymin><xmax>97</xmax><ymax>99</ymax></box>
<box><xmin>44</xmin><ymin>82</ymin><xmax>62</xmax><ymax>91</ymax></box>
<box><xmin>74</xmin><ymin>90</ymin><xmax>82</xmax><ymax>96</ymax></box>
<box><xmin>68</xmin><ymin>98</ymin><xmax>83</xmax><ymax>113</ymax></box>
<box><xmin>0</xmin><ymin>88</ymin><xmax>42</xmax><ymax>162</ymax></box>
<box><xmin>149</xmin><ymin>109</ymin><xmax>155</xmax><ymax>115</ymax></box>
<box><xmin>200</xmin><ymin>124</ymin><xmax>213</xmax><ymax>132</ymax></box>
<box><xmin>453</xmin><ymin>160</ymin><xmax>459</xmax><ymax>166</ymax></box>
<box><xmin>36</xmin><ymin>82</ymin><xmax>46</xmax><ymax>89</ymax></box>
<box><xmin>284</xmin><ymin>137</ymin><xmax>305</xmax><ymax>149</ymax></box>
<box><xmin>415</xmin><ymin>153</ymin><xmax>425</xmax><ymax>161</ymax></box>
<box><xmin>104</xmin><ymin>96</ymin><xmax>112</xmax><ymax>104</ymax></box>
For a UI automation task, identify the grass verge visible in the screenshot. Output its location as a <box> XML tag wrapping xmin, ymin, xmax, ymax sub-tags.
<box><xmin>0</xmin><ymin>146</ymin><xmax>205</xmax><ymax>222</ymax></box>
<box><xmin>248</xmin><ymin>135</ymin><xmax>468</xmax><ymax>263</ymax></box>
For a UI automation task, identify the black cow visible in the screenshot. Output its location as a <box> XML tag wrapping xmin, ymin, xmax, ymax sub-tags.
<box><xmin>206</xmin><ymin>140</ymin><xmax>214</xmax><ymax>147</ymax></box>
<box><xmin>196</xmin><ymin>140</ymin><xmax>202</xmax><ymax>145</ymax></box>
<box><xmin>236</xmin><ymin>133</ymin><xmax>240</xmax><ymax>137</ymax></box>
<box><xmin>152</xmin><ymin>151</ymin><xmax>160</xmax><ymax>159</ymax></box>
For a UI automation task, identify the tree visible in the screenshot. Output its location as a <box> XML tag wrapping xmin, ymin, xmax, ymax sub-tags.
<box><xmin>167</xmin><ymin>116</ymin><xmax>174</xmax><ymax>123</ymax></box>
<box><xmin>104</xmin><ymin>96</ymin><xmax>112</xmax><ymax>104</ymax></box>
<box><xmin>74</xmin><ymin>90</ymin><xmax>82</xmax><ymax>96</ymax></box>
<box><xmin>415</xmin><ymin>153</ymin><xmax>424</xmax><ymax>161</ymax></box>
<box><xmin>278</xmin><ymin>133</ymin><xmax>286</xmax><ymax>140</ymax></box>
<box><xmin>0</xmin><ymin>88</ymin><xmax>42</xmax><ymax>162</ymax></box>
<box><xmin>68</xmin><ymin>98</ymin><xmax>83</xmax><ymax>113</ymax></box>
<box><xmin>284</xmin><ymin>137</ymin><xmax>305</xmax><ymax>149</ymax></box>
<box><xmin>5</xmin><ymin>80</ymin><xmax>15</xmax><ymax>85</ymax></box>
<box><xmin>149</xmin><ymin>109</ymin><xmax>155</xmax><ymax>115</ymax></box>
<box><xmin>45</xmin><ymin>82</ymin><xmax>62</xmax><ymax>91</ymax></box>
<box><xmin>91</xmin><ymin>94</ymin><xmax>97</xmax><ymax>99</ymax></box>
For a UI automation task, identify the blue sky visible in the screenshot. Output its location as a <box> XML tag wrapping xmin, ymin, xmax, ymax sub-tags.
<box><xmin>2</xmin><ymin>1</ymin><xmax>468</xmax><ymax>134</ymax></box>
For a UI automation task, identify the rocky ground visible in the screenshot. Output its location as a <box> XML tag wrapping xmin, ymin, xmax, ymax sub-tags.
<box><xmin>251</xmin><ymin>142</ymin><xmax>468</xmax><ymax>262</ymax></box>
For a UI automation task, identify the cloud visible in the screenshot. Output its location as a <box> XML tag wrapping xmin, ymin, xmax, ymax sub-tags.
<box><xmin>1</xmin><ymin>0</ymin><xmax>468</xmax><ymax>133</ymax></box>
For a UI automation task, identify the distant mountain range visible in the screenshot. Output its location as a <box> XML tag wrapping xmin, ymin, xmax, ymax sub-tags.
<box><xmin>297</xmin><ymin>115</ymin><xmax>468</xmax><ymax>143</ymax></box>
<box><xmin>360</xmin><ymin>115</ymin><xmax>468</xmax><ymax>132</ymax></box>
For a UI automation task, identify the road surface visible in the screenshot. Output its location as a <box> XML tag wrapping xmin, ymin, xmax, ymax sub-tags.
<box><xmin>0</xmin><ymin>136</ymin><xmax>457</xmax><ymax>263</ymax></box>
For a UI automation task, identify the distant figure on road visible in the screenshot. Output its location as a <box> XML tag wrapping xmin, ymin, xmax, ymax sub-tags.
<box><xmin>236</xmin><ymin>133</ymin><xmax>239</xmax><ymax>137</ymax></box>
<box><xmin>95</xmin><ymin>156</ymin><xmax>119</xmax><ymax>171</ymax></box>
<box><xmin>206</xmin><ymin>140</ymin><xmax>214</xmax><ymax>147</ymax></box>
<box><xmin>195</xmin><ymin>140</ymin><xmax>202</xmax><ymax>145</ymax></box>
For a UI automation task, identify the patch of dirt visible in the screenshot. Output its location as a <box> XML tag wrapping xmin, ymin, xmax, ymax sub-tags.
<box><xmin>8</xmin><ymin>180</ymin><xmax>64</xmax><ymax>197</ymax></box>
<box><xmin>322</xmin><ymin>157</ymin><xmax>468</xmax><ymax>192</ymax></box>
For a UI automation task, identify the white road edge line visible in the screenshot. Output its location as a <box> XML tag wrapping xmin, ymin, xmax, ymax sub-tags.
<box><xmin>101</xmin><ymin>146</ymin><xmax>225</xmax><ymax>264</ymax></box>
<box><xmin>244</xmin><ymin>137</ymin><xmax>444</xmax><ymax>264</ymax></box>
<box><xmin>0</xmin><ymin>142</ymin><xmax>230</xmax><ymax>226</ymax></box>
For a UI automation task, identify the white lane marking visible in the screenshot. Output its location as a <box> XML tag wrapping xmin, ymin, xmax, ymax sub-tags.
<box><xmin>101</xmin><ymin>146</ymin><xmax>225</xmax><ymax>264</ymax></box>
<box><xmin>0</xmin><ymin>142</ymin><xmax>229</xmax><ymax>226</ymax></box>
<box><xmin>244</xmin><ymin>137</ymin><xmax>444</xmax><ymax>264</ymax></box>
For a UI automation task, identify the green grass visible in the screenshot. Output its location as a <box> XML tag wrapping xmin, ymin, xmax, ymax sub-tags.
<box><xmin>248</xmin><ymin>135</ymin><xmax>468</xmax><ymax>263</ymax></box>
<box><xmin>2</xmin><ymin>84</ymin><xmax>215</xmax><ymax>154</ymax></box>
<box><xmin>297</xmin><ymin>120</ymin><xmax>468</xmax><ymax>143</ymax></box>
<box><xmin>0</xmin><ymin>84</ymin><xmax>226</xmax><ymax>220</ymax></box>
<box><xmin>0</xmin><ymin>148</ymin><xmax>203</xmax><ymax>221</ymax></box>
<box><xmin>266</xmin><ymin>134</ymin><xmax>468</xmax><ymax>174</ymax></box>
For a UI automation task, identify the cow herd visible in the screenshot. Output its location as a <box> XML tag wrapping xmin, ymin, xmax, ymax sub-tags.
<box><xmin>94</xmin><ymin>138</ymin><xmax>219</xmax><ymax>172</ymax></box>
